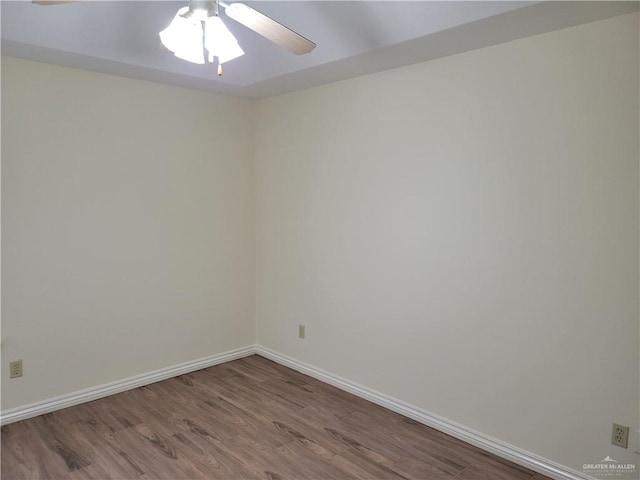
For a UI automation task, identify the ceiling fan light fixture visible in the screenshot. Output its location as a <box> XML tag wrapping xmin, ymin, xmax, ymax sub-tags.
<box><xmin>204</xmin><ymin>16</ymin><xmax>244</xmax><ymax>65</ymax></box>
<box><xmin>157</xmin><ymin>0</ymin><xmax>312</xmax><ymax>71</ymax></box>
<box><xmin>159</xmin><ymin>6</ymin><xmax>205</xmax><ymax>64</ymax></box>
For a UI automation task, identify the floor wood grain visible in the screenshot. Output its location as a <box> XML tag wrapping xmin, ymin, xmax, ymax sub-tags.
<box><xmin>1</xmin><ymin>355</ymin><xmax>550</xmax><ymax>479</ymax></box>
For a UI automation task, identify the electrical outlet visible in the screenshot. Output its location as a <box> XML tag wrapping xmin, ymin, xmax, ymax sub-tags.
<box><xmin>9</xmin><ymin>360</ymin><xmax>23</xmax><ymax>379</ymax></box>
<box><xmin>298</xmin><ymin>325</ymin><xmax>305</xmax><ymax>339</ymax></box>
<box><xmin>612</xmin><ymin>423</ymin><xmax>629</xmax><ymax>448</ymax></box>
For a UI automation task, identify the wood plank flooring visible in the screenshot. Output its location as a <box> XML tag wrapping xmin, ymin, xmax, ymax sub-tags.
<box><xmin>1</xmin><ymin>355</ymin><xmax>550</xmax><ymax>480</ymax></box>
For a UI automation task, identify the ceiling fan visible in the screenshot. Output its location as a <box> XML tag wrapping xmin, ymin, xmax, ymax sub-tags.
<box><xmin>32</xmin><ymin>0</ymin><xmax>316</xmax><ymax>75</ymax></box>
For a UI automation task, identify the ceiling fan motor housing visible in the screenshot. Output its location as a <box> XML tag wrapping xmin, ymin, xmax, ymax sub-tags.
<box><xmin>182</xmin><ymin>0</ymin><xmax>218</xmax><ymax>21</ymax></box>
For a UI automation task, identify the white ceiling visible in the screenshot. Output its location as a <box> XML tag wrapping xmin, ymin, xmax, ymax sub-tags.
<box><xmin>2</xmin><ymin>1</ymin><xmax>638</xmax><ymax>98</ymax></box>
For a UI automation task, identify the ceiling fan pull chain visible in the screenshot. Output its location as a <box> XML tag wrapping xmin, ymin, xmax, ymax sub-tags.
<box><xmin>213</xmin><ymin>0</ymin><xmax>222</xmax><ymax>75</ymax></box>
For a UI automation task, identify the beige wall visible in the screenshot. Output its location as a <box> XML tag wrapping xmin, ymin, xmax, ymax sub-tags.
<box><xmin>254</xmin><ymin>13</ymin><xmax>639</xmax><ymax>473</ymax></box>
<box><xmin>1</xmin><ymin>57</ymin><xmax>255</xmax><ymax>409</ymax></box>
<box><xmin>2</xmin><ymin>12</ymin><xmax>639</xmax><ymax>477</ymax></box>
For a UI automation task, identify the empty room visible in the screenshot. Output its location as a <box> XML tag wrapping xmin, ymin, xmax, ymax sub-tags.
<box><xmin>1</xmin><ymin>1</ymin><xmax>639</xmax><ymax>479</ymax></box>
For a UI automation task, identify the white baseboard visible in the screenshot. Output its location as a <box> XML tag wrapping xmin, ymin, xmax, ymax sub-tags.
<box><xmin>1</xmin><ymin>343</ymin><xmax>593</xmax><ymax>480</ymax></box>
<box><xmin>0</xmin><ymin>345</ymin><xmax>257</xmax><ymax>426</ymax></box>
<box><xmin>255</xmin><ymin>345</ymin><xmax>593</xmax><ymax>480</ymax></box>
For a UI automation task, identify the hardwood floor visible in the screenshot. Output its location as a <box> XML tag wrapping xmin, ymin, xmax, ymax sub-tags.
<box><xmin>1</xmin><ymin>355</ymin><xmax>550</xmax><ymax>479</ymax></box>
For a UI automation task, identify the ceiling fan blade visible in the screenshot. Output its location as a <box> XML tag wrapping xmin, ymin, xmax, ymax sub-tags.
<box><xmin>223</xmin><ymin>2</ymin><xmax>315</xmax><ymax>55</ymax></box>
<box><xmin>32</xmin><ymin>1</ymin><xmax>76</xmax><ymax>5</ymax></box>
